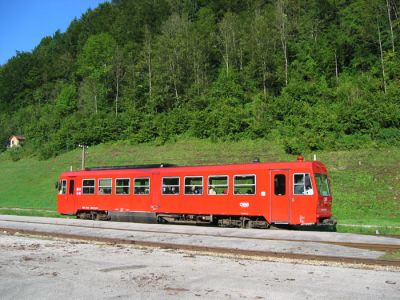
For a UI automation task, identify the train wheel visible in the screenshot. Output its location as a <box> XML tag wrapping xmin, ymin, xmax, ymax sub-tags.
<box><xmin>157</xmin><ymin>216</ymin><xmax>167</xmax><ymax>224</ymax></box>
<box><xmin>245</xmin><ymin>220</ymin><xmax>253</xmax><ymax>229</ymax></box>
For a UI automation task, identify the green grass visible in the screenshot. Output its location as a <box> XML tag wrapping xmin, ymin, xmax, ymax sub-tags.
<box><xmin>382</xmin><ymin>251</ymin><xmax>400</xmax><ymax>261</ymax></box>
<box><xmin>0</xmin><ymin>208</ymin><xmax>67</xmax><ymax>218</ymax></box>
<box><xmin>336</xmin><ymin>225</ymin><xmax>400</xmax><ymax>235</ymax></box>
<box><xmin>0</xmin><ymin>138</ymin><xmax>399</xmax><ymax>234</ymax></box>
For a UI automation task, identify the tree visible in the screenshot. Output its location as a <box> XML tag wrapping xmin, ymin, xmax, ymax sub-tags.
<box><xmin>248</xmin><ymin>7</ymin><xmax>279</xmax><ymax>98</ymax></box>
<box><xmin>1</xmin><ymin>0</ymin><xmax>400</xmax><ymax>158</ymax></box>
<box><xmin>276</xmin><ymin>0</ymin><xmax>289</xmax><ymax>86</ymax></box>
<box><xmin>143</xmin><ymin>26</ymin><xmax>153</xmax><ymax>102</ymax></box>
<box><xmin>77</xmin><ymin>33</ymin><xmax>118</xmax><ymax>114</ymax></box>
<box><xmin>112</xmin><ymin>46</ymin><xmax>126</xmax><ymax>116</ymax></box>
<box><xmin>153</xmin><ymin>13</ymin><xmax>191</xmax><ymax>108</ymax></box>
<box><xmin>386</xmin><ymin>0</ymin><xmax>395</xmax><ymax>52</ymax></box>
<box><xmin>218</xmin><ymin>12</ymin><xmax>240</xmax><ymax>75</ymax></box>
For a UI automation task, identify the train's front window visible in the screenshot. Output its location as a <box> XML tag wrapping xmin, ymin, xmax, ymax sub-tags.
<box><xmin>315</xmin><ymin>174</ymin><xmax>331</xmax><ymax>196</ymax></box>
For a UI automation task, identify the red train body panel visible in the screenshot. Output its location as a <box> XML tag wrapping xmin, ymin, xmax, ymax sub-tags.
<box><xmin>57</xmin><ymin>157</ymin><xmax>333</xmax><ymax>227</ymax></box>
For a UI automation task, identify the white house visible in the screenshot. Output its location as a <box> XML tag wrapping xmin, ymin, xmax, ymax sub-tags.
<box><xmin>9</xmin><ymin>135</ymin><xmax>25</xmax><ymax>148</ymax></box>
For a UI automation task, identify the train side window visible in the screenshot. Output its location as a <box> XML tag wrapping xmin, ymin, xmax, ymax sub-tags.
<box><xmin>208</xmin><ymin>175</ymin><xmax>228</xmax><ymax>195</ymax></box>
<box><xmin>59</xmin><ymin>180</ymin><xmax>67</xmax><ymax>195</ymax></box>
<box><xmin>234</xmin><ymin>175</ymin><xmax>256</xmax><ymax>195</ymax></box>
<box><xmin>162</xmin><ymin>177</ymin><xmax>180</xmax><ymax>195</ymax></box>
<box><xmin>274</xmin><ymin>175</ymin><xmax>286</xmax><ymax>196</ymax></box>
<box><xmin>293</xmin><ymin>173</ymin><xmax>313</xmax><ymax>195</ymax></box>
<box><xmin>134</xmin><ymin>177</ymin><xmax>150</xmax><ymax>195</ymax></box>
<box><xmin>82</xmin><ymin>179</ymin><xmax>95</xmax><ymax>194</ymax></box>
<box><xmin>116</xmin><ymin>178</ymin><xmax>130</xmax><ymax>195</ymax></box>
<box><xmin>184</xmin><ymin>176</ymin><xmax>203</xmax><ymax>195</ymax></box>
<box><xmin>99</xmin><ymin>178</ymin><xmax>112</xmax><ymax>195</ymax></box>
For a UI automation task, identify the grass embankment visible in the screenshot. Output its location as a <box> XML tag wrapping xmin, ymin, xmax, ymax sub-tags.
<box><xmin>0</xmin><ymin>139</ymin><xmax>399</xmax><ymax>234</ymax></box>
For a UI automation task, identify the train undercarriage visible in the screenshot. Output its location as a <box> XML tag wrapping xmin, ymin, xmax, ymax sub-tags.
<box><xmin>75</xmin><ymin>210</ymin><xmax>335</xmax><ymax>231</ymax></box>
<box><xmin>156</xmin><ymin>214</ymin><xmax>270</xmax><ymax>229</ymax></box>
<box><xmin>76</xmin><ymin>210</ymin><xmax>270</xmax><ymax>229</ymax></box>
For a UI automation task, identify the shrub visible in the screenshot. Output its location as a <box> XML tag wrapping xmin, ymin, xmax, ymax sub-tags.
<box><xmin>8</xmin><ymin>147</ymin><xmax>24</xmax><ymax>162</ymax></box>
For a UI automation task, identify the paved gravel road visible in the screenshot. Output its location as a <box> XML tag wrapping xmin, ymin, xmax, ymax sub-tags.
<box><xmin>0</xmin><ymin>233</ymin><xmax>399</xmax><ymax>300</ymax></box>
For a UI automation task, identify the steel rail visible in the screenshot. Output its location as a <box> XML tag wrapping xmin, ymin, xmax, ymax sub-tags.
<box><xmin>1</xmin><ymin>227</ymin><xmax>399</xmax><ymax>268</ymax></box>
<box><xmin>1</xmin><ymin>218</ymin><xmax>399</xmax><ymax>253</ymax></box>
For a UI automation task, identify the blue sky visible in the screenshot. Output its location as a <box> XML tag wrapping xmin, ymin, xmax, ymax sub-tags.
<box><xmin>0</xmin><ymin>0</ymin><xmax>108</xmax><ymax>65</ymax></box>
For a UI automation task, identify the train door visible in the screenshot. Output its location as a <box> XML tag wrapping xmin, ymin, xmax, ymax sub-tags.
<box><xmin>270</xmin><ymin>170</ymin><xmax>290</xmax><ymax>223</ymax></box>
<box><xmin>65</xmin><ymin>178</ymin><xmax>75</xmax><ymax>214</ymax></box>
<box><xmin>151</xmin><ymin>172</ymin><xmax>160</xmax><ymax>211</ymax></box>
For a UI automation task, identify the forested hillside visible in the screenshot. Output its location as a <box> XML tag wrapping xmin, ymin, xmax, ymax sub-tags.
<box><xmin>0</xmin><ymin>0</ymin><xmax>399</xmax><ymax>159</ymax></box>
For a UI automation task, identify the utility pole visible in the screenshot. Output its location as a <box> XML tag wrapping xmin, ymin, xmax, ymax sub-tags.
<box><xmin>78</xmin><ymin>144</ymin><xmax>88</xmax><ymax>170</ymax></box>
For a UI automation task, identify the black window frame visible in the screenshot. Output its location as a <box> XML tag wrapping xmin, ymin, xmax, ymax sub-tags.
<box><xmin>98</xmin><ymin>178</ymin><xmax>112</xmax><ymax>195</ymax></box>
<box><xmin>208</xmin><ymin>175</ymin><xmax>229</xmax><ymax>195</ymax></box>
<box><xmin>82</xmin><ymin>179</ymin><xmax>95</xmax><ymax>195</ymax></box>
<box><xmin>162</xmin><ymin>177</ymin><xmax>180</xmax><ymax>195</ymax></box>
<box><xmin>233</xmin><ymin>174</ymin><xmax>256</xmax><ymax>195</ymax></box>
<box><xmin>274</xmin><ymin>174</ymin><xmax>286</xmax><ymax>196</ymax></box>
<box><xmin>134</xmin><ymin>177</ymin><xmax>150</xmax><ymax>195</ymax></box>
<box><xmin>293</xmin><ymin>173</ymin><xmax>313</xmax><ymax>195</ymax></box>
<box><xmin>59</xmin><ymin>179</ymin><xmax>67</xmax><ymax>195</ymax></box>
<box><xmin>115</xmin><ymin>178</ymin><xmax>130</xmax><ymax>195</ymax></box>
<box><xmin>184</xmin><ymin>176</ymin><xmax>203</xmax><ymax>195</ymax></box>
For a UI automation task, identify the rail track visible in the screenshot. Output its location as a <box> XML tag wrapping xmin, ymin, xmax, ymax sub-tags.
<box><xmin>0</xmin><ymin>215</ymin><xmax>399</xmax><ymax>268</ymax></box>
<box><xmin>3</xmin><ymin>217</ymin><xmax>400</xmax><ymax>253</ymax></box>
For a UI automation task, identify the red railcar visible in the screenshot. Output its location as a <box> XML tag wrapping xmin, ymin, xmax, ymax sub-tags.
<box><xmin>57</xmin><ymin>157</ymin><xmax>334</xmax><ymax>228</ymax></box>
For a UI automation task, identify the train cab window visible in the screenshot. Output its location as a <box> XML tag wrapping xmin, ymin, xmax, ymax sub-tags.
<box><xmin>274</xmin><ymin>174</ymin><xmax>286</xmax><ymax>196</ymax></box>
<box><xmin>134</xmin><ymin>178</ymin><xmax>150</xmax><ymax>195</ymax></box>
<box><xmin>116</xmin><ymin>178</ymin><xmax>130</xmax><ymax>195</ymax></box>
<box><xmin>293</xmin><ymin>173</ymin><xmax>313</xmax><ymax>195</ymax></box>
<box><xmin>184</xmin><ymin>177</ymin><xmax>203</xmax><ymax>195</ymax></box>
<box><xmin>98</xmin><ymin>178</ymin><xmax>112</xmax><ymax>195</ymax></box>
<box><xmin>315</xmin><ymin>174</ymin><xmax>331</xmax><ymax>196</ymax></box>
<box><xmin>162</xmin><ymin>177</ymin><xmax>180</xmax><ymax>194</ymax></box>
<box><xmin>208</xmin><ymin>176</ymin><xmax>228</xmax><ymax>195</ymax></box>
<box><xmin>82</xmin><ymin>179</ymin><xmax>95</xmax><ymax>194</ymax></box>
<box><xmin>59</xmin><ymin>180</ymin><xmax>67</xmax><ymax>195</ymax></box>
<box><xmin>234</xmin><ymin>175</ymin><xmax>256</xmax><ymax>195</ymax></box>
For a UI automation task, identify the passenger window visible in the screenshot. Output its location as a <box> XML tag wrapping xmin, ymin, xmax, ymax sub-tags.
<box><xmin>184</xmin><ymin>177</ymin><xmax>203</xmax><ymax>195</ymax></box>
<box><xmin>294</xmin><ymin>173</ymin><xmax>313</xmax><ymax>195</ymax></box>
<box><xmin>98</xmin><ymin>178</ymin><xmax>112</xmax><ymax>195</ymax></box>
<box><xmin>134</xmin><ymin>178</ymin><xmax>150</xmax><ymax>195</ymax></box>
<box><xmin>116</xmin><ymin>178</ymin><xmax>130</xmax><ymax>195</ymax></box>
<box><xmin>59</xmin><ymin>180</ymin><xmax>67</xmax><ymax>195</ymax></box>
<box><xmin>82</xmin><ymin>179</ymin><xmax>95</xmax><ymax>194</ymax></box>
<box><xmin>234</xmin><ymin>175</ymin><xmax>256</xmax><ymax>195</ymax></box>
<box><xmin>162</xmin><ymin>177</ymin><xmax>180</xmax><ymax>194</ymax></box>
<box><xmin>208</xmin><ymin>176</ymin><xmax>228</xmax><ymax>195</ymax></box>
<box><xmin>274</xmin><ymin>175</ymin><xmax>286</xmax><ymax>196</ymax></box>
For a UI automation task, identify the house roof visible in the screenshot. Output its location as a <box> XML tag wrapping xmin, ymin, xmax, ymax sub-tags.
<box><xmin>9</xmin><ymin>135</ymin><xmax>26</xmax><ymax>141</ymax></box>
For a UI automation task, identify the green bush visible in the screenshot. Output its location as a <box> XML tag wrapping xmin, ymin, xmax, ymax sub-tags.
<box><xmin>8</xmin><ymin>147</ymin><xmax>24</xmax><ymax>162</ymax></box>
<box><xmin>375</xmin><ymin>128</ymin><xmax>400</xmax><ymax>145</ymax></box>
